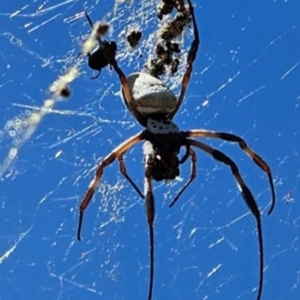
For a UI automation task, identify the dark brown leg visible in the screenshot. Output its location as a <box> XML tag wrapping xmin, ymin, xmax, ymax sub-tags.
<box><xmin>77</xmin><ymin>132</ymin><xmax>144</xmax><ymax>240</ymax></box>
<box><xmin>169</xmin><ymin>147</ymin><xmax>197</xmax><ymax>207</ymax></box>
<box><xmin>118</xmin><ymin>154</ymin><xmax>144</xmax><ymax>199</ymax></box>
<box><xmin>185</xmin><ymin>129</ymin><xmax>275</xmax><ymax>214</ymax></box>
<box><xmin>144</xmin><ymin>162</ymin><xmax>155</xmax><ymax>300</ymax></box>
<box><xmin>188</xmin><ymin>138</ymin><xmax>264</xmax><ymax>300</ymax></box>
<box><xmin>168</xmin><ymin>0</ymin><xmax>200</xmax><ymax>120</ymax></box>
<box><xmin>84</xmin><ymin>13</ymin><xmax>145</xmax><ymax>125</ymax></box>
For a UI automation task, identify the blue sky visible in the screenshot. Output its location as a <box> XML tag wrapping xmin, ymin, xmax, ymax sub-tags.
<box><xmin>0</xmin><ymin>1</ymin><xmax>299</xmax><ymax>300</ymax></box>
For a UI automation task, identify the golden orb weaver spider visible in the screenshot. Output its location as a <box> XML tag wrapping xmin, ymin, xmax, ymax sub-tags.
<box><xmin>77</xmin><ymin>1</ymin><xmax>276</xmax><ymax>299</ymax></box>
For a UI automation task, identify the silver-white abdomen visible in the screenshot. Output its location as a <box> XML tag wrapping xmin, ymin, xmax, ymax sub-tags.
<box><xmin>121</xmin><ymin>72</ymin><xmax>177</xmax><ymax>117</ymax></box>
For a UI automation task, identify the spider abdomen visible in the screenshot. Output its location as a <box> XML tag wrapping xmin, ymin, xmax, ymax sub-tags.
<box><xmin>121</xmin><ymin>72</ymin><xmax>177</xmax><ymax>119</ymax></box>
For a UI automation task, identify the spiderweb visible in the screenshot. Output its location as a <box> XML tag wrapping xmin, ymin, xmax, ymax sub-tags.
<box><xmin>1</xmin><ymin>1</ymin><xmax>299</xmax><ymax>300</ymax></box>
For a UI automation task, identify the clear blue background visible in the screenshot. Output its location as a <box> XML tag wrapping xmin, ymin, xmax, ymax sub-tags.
<box><xmin>0</xmin><ymin>1</ymin><xmax>299</xmax><ymax>300</ymax></box>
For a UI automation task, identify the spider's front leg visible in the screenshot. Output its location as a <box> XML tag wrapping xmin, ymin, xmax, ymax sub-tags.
<box><xmin>169</xmin><ymin>0</ymin><xmax>200</xmax><ymax>120</ymax></box>
<box><xmin>77</xmin><ymin>132</ymin><xmax>144</xmax><ymax>241</ymax></box>
<box><xmin>100</xmin><ymin>41</ymin><xmax>145</xmax><ymax>126</ymax></box>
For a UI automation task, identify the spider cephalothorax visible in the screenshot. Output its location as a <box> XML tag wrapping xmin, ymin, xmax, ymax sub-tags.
<box><xmin>77</xmin><ymin>1</ymin><xmax>275</xmax><ymax>300</ymax></box>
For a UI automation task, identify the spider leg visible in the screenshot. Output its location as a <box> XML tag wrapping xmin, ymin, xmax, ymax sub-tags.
<box><xmin>93</xmin><ymin>40</ymin><xmax>145</xmax><ymax>126</ymax></box>
<box><xmin>169</xmin><ymin>147</ymin><xmax>197</xmax><ymax>207</ymax></box>
<box><xmin>144</xmin><ymin>176</ymin><xmax>155</xmax><ymax>300</ymax></box>
<box><xmin>185</xmin><ymin>130</ymin><xmax>275</xmax><ymax>214</ymax></box>
<box><xmin>179</xmin><ymin>144</ymin><xmax>190</xmax><ymax>164</ymax></box>
<box><xmin>168</xmin><ymin>0</ymin><xmax>200</xmax><ymax>120</ymax></box>
<box><xmin>144</xmin><ymin>150</ymin><xmax>156</xmax><ymax>300</ymax></box>
<box><xmin>188</xmin><ymin>138</ymin><xmax>264</xmax><ymax>300</ymax></box>
<box><xmin>77</xmin><ymin>131</ymin><xmax>144</xmax><ymax>241</ymax></box>
<box><xmin>118</xmin><ymin>154</ymin><xmax>145</xmax><ymax>199</ymax></box>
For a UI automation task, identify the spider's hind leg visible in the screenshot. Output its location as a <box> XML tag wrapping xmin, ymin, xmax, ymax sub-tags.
<box><xmin>144</xmin><ymin>160</ymin><xmax>155</xmax><ymax>300</ymax></box>
<box><xmin>187</xmin><ymin>138</ymin><xmax>265</xmax><ymax>300</ymax></box>
<box><xmin>169</xmin><ymin>146</ymin><xmax>197</xmax><ymax>207</ymax></box>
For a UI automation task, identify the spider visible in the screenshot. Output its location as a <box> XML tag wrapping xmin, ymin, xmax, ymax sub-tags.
<box><xmin>77</xmin><ymin>1</ymin><xmax>276</xmax><ymax>300</ymax></box>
